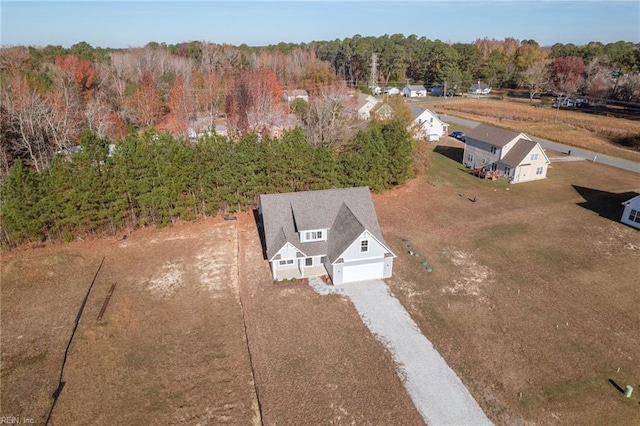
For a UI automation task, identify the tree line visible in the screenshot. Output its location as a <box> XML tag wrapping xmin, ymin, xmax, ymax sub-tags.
<box><xmin>2</xmin><ymin>36</ymin><xmax>639</xmax><ymax>175</ymax></box>
<box><xmin>0</xmin><ymin>121</ymin><xmax>413</xmax><ymax>246</ymax></box>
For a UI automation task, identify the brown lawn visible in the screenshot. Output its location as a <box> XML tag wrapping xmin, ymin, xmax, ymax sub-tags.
<box><xmin>1</xmin><ymin>214</ymin><xmax>422</xmax><ymax>425</ymax></box>
<box><xmin>373</xmin><ymin>139</ymin><xmax>640</xmax><ymax>424</ymax></box>
<box><xmin>415</xmin><ymin>96</ymin><xmax>640</xmax><ymax>163</ymax></box>
<box><xmin>1</xmin><ymin>219</ymin><xmax>259</xmax><ymax>425</ymax></box>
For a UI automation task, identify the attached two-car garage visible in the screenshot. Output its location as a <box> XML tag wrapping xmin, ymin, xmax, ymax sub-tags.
<box><xmin>342</xmin><ymin>262</ymin><xmax>385</xmax><ymax>284</ymax></box>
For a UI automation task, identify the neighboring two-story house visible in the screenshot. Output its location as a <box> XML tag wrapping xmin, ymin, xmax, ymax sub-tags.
<box><xmin>258</xmin><ymin>187</ymin><xmax>396</xmax><ymax>284</ymax></box>
<box><xmin>463</xmin><ymin>123</ymin><xmax>551</xmax><ymax>183</ymax></box>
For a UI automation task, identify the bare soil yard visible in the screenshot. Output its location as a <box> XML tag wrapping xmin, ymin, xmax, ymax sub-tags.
<box><xmin>419</xmin><ymin>97</ymin><xmax>640</xmax><ymax>163</ymax></box>
<box><xmin>373</xmin><ymin>140</ymin><xmax>640</xmax><ymax>424</ymax></box>
<box><xmin>2</xmin><ymin>214</ymin><xmax>422</xmax><ymax>424</ymax></box>
<box><xmin>1</xmin><ymin>219</ymin><xmax>259</xmax><ymax>425</ymax></box>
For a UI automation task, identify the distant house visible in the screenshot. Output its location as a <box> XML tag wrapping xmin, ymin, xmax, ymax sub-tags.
<box><xmin>463</xmin><ymin>123</ymin><xmax>550</xmax><ymax>184</ymax></box>
<box><xmin>402</xmin><ymin>85</ymin><xmax>427</xmax><ymax>97</ymax></box>
<box><xmin>371</xmin><ymin>102</ymin><xmax>394</xmax><ymax>121</ymax></box>
<box><xmin>409</xmin><ymin>107</ymin><xmax>448</xmax><ymax>141</ymax></box>
<box><xmin>621</xmin><ymin>195</ymin><xmax>640</xmax><ymax>230</ymax></box>
<box><xmin>258</xmin><ymin>187</ymin><xmax>396</xmax><ymax>284</ymax></box>
<box><xmin>356</xmin><ymin>93</ymin><xmax>380</xmax><ymax>120</ymax></box>
<box><xmin>384</xmin><ymin>87</ymin><xmax>400</xmax><ymax>96</ymax></box>
<box><xmin>469</xmin><ymin>81</ymin><xmax>491</xmax><ymax>95</ymax></box>
<box><xmin>283</xmin><ymin>89</ymin><xmax>309</xmax><ymax>103</ymax></box>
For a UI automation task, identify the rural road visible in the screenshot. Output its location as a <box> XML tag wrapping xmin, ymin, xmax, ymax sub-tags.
<box><xmin>440</xmin><ymin>115</ymin><xmax>640</xmax><ymax>174</ymax></box>
<box><xmin>309</xmin><ymin>277</ymin><xmax>492</xmax><ymax>426</ymax></box>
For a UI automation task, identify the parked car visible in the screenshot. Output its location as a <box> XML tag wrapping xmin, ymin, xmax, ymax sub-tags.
<box><xmin>450</xmin><ymin>131</ymin><xmax>466</xmax><ymax>142</ymax></box>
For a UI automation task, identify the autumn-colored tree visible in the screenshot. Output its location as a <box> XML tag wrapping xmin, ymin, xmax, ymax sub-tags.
<box><xmin>158</xmin><ymin>74</ymin><xmax>196</xmax><ymax>137</ymax></box>
<box><xmin>127</xmin><ymin>70</ymin><xmax>163</xmax><ymax>128</ymax></box>
<box><xmin>518</xmin><ymin>60</ymin><xmax>551</xmax><ymax>102</ymax></box>
<box><xmin>54</xmin><ymin>55</ymin><xmax>98</xmax><ymax>102</ymax></box>
<box><xmin>225</xmin><ymin>68</ymin><xmax>285</xmax><ymax>137</ymax></box>
<box><xmin>1</xmin><ymin>72</ymin><xmax>53</xmax><ymax>172</ymax></box>
<box><xmin>550</xmin><ymin>56</ymin><xmax>585</xmax><ymax>97</ymax></box>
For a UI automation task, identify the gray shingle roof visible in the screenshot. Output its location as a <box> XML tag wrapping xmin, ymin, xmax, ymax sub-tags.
<box><xmin>406</xmin><ymin>85</ymin><xmax>426</xmax><ymax>91</ymax></box>
<box><xmin>259</xmin><ymin>187</ymin><xmax>389</xmax><ymax>261</ymax></box>
<box><xmin>500</xmin><ymin>139</ymin><xmax>538</xmax><ymax>167</ymax></box>
<box><xmin>467</xmin><ymin>123</ymin><xmax>525</xmax><ymax>147</ymax></box>
<box><xmin>410</xmin><ymin>106</ymin><xmax>425</xmax><ymax>120</ymax></box>
<box><xmin>327</xmin><ymin>202</ymin><xmax>366</xmax><ymax>263</ymax></box>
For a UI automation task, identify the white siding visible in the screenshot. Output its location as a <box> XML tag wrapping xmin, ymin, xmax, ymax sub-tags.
<box><xmin>621</xmin><ymin>197</ymin><xmax>640</xmax><ymax>230</ymax></box>
<box><xmin>337</xmin><ymin>231</ymin><xmax>388</xmax><ymax>261</ymax></box>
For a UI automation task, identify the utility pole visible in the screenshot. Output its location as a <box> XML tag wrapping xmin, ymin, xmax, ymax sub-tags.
<box><xmin>554</xmin><ymin>93</ymin><xmax>562</xmax><ymax>124</ymax></box>
<box><xmin>369</xmin><ymin>52</ymin><xmax>378</xmax><ymax>90</ymax></box>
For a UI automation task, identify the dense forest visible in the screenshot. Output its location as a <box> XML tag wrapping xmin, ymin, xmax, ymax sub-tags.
<box><xmin>1</xmin><ymin>35</ymin><xmax>639</xmax><ymax>245</ymax></box>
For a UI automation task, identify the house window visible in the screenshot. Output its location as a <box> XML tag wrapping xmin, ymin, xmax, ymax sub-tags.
<box><xmin>305</xmin><ymin>258</ymin><xmax>313</xmax><ymax>267</ymax></box>
<box><xmin>320</xmin><ymin>256</ymin><xmax>326</xmax><ymax>263</ymax></box>
<box><xmin>467</xmin><ymin>153</ymin><xmax>474</xmax><ymax>163</ymax></box>
<box><xmin>482</xmin><ymin>158</ymin><xmax>487</xmax><ymax>164</ymax></box>
<box><xmin>504</xmin><ymin>166</ymin><xmax>511</xmax><ymax>175</ymax></box>
<box><xmin>490</xmin><ymin>146</ymin><xmax>497</xmax><ymax>154</ymax></box>
<box><xmin>536</xmin><ymin>167</ymin><xmax>544</xmax><ymax>175</ymax></box>
<box><xmin>279</xmin><ymin>259</ymin><xmax>294</xmax><ymax>266</ymax></box>
<box><xmin>629</xmin><ymin>209</ymin><xmax>640</xmax><ymax>223</ymax></box>
<box><xmin>360</xmin><ymin>240</ymin><xmax>369</xmax><ymax>253</ymax></box>
<box><xmin>303</xmin><ymin>230</ymin><xmax>323</xmax><ymax>241</ymax></box>
<box><xmin>531</xmin><ymin>153</ymin><xmax>539</xmax><ymax>160</ymax></box>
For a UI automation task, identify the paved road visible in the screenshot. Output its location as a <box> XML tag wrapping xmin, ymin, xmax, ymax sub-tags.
<box><xmin>441</xmin><ymin>115</ymin><xmax>640</xmax><ymax>174</ymax></box>
<box><xmin>309</xmin><ymin>277</ymin><xmax>492</xmax><ymax>426</ymax></box>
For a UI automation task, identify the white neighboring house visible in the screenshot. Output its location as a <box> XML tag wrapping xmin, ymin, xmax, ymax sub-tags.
<box><xmin>402</xmin><ymin>85</ymin><xmax>427</xmax><ymax>97</ymax></box>
<box><xmin>409</xmin><ymin>107</ymin><xmax>448</xmax><ymax>141</ymax></box>
<box><xmin>384</xmin><ymin>87</ymin><xmax>400</xmax><ymax>95</ymax></box>
<box><xmin>469</xmin><ymin>81</ymin><xmax>491</xmax><ymax>95</ymax></box>
<box><xmin>356</xmin><ymin>93</ymin><xmax>380</xmax><ymax>120</ymax></box>
<box><xmin>258</xmin><ymin>187</ymin><xmax>396</xmax><ymax>285</ymax></box>
<box><xmin>463</xmin><ymin>123</ymin><xmax>551</xmax><ymax>184</ymax></box>
<box><xmin>283</xmin><ymin>89</ymin><xmax>309</xmax><ymax>102</ymax></box>
<box><xmin>621</xmin><ymin>195</ymin><xmax>640</xmax><ymax>230</ymax></box>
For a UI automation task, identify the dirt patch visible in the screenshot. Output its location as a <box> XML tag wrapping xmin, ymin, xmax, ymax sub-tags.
<box><xmin>374</xmin><ymin>138</ymin><xmax>640</xmax><ymax>424</ymax></box>
<box><xmin>1</xmin><ymin>219</ymin><xmax>258</xmax><ymax>425</ymax></box>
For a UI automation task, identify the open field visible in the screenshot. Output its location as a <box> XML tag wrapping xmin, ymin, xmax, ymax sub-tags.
<box><xmin>2</xmin><ymin>216</ymin><xmax>421</xmax><ymax>424</ymax></box>
<box><xmin>415</xmin><ymin>96</ymin><xmax>640</xmax><ymax>163</ymax></box>
<box><xmin>373</xmin><ymin>139</ymin><xmax>640</xmax><ymax>424</ymax></box>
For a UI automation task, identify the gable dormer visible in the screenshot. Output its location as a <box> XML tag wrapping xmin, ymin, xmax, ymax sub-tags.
<box><xmin>299</xmin><ymin>229</ymin><xmax>328</xmax><ymax>242</ymax></box>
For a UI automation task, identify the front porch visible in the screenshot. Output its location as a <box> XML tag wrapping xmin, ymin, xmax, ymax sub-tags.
<box><xmin>275</xmin><ymin>264</ymin><xmax>328</xmax><ymax>281</ymax></box>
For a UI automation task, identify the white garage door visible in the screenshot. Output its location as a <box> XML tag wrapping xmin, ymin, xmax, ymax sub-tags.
<box><xmin>342</xmin><ymin>262</ymin><xmax>384</xmax><ymax>283</ymax></box>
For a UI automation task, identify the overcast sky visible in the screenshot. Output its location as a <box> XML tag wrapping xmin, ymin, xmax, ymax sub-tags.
<box><xmin>2</xmin><ymin>1</ymin><xmax>639</xmax><ymax>48</ymax></box>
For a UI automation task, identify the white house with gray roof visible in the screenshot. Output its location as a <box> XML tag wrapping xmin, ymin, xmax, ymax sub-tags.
<box><xmin>463</xmin><ymin>123</ymin><xmax>550</xmax><ymax>183</ymax></box>
<box><xmin>258</xmin><ymin>187</ymin><xmax>396</xmax><ymax>284</ymax></box>
<box><xmin>409</xmin><ymin>107</ymin><xmax>448</xmax><ymax>141</ymax></box>
<box><xmin>402</xmin><ymin>85</ymin><xmax>427</xmax><ymax>97</ymax></box>
<box><xmin>621</xmin><ymin>195</ymin><xmax>640</xmax><ymax>230</ymax></box>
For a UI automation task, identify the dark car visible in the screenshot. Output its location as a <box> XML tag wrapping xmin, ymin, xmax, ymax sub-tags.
<box><xmin>450</xmin><ymin>131</ymin><xmax>466</xmax><ymax>142</ymax></box>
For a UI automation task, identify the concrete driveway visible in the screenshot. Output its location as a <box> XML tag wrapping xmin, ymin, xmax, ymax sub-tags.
<box><xmin>309</xmin><ymin>277</ymin><xmax>491</xmax><ymax>425</ymax></box>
